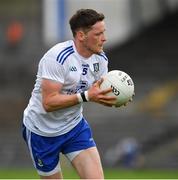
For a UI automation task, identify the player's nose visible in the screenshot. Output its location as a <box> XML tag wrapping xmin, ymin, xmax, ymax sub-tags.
<box><xmin>101</xmin><ymin>33</ymin><xmax>107</xmax><ymax>42</ymax></box>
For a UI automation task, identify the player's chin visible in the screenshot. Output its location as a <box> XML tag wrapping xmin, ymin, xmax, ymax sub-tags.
<box><xmin>95</xmin><ymin>47</ymin><xmax>103</xmax><ymax>54</ymax></box>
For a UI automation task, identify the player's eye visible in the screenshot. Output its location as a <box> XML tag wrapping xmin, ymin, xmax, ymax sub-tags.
<box><xmin>95</xmin><ymin>32</ymin><xmax>103</xmax><ymax>36</ymax></box>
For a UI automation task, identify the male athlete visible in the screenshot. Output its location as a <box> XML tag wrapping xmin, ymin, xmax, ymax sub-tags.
<box><xmin>22</xmin><ymin>9</ymin><xmax>117</xmax><ymax>179</ymax></box>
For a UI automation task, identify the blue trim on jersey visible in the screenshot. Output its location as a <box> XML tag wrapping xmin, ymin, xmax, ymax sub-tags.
<box><xmin>56</xmin><ymin>45</ymin><xmax>73</xmax><ymax>62</ymax></box>
<box><xmin>59</xmin><ymin>49</ymin><xmax>74</xmax><ymax>64</ymax></box>
<box><xmin>56</xmin><ymin>45</ymin><xmax>74</xmax><ymax>65</ymax></box>
<box><xmin>58</xmin><ymin>48</ymin><xmax>73</xmax><ymax>63</ymax></box>
<box><xmin>98</xmin><ymin>52</ymin><xmax>108</xmax><ymax>61</ymax></box>
<box><xmin>61</xmin><ymin>50</ymin><xmax>74</xmax><ymax>65</ymax></box>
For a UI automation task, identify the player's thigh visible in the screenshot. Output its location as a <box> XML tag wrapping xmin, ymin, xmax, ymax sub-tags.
<box><xmin>71</xmin><ymin>147</ymin><xmax>104</xmax><ymax>179</ymax></box>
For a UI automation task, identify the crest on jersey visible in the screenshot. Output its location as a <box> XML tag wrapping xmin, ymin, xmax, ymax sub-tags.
<box><xmin>93</xmin><ymin>63</ymin><xmax>99</xmax><ymax>72</ymax></box>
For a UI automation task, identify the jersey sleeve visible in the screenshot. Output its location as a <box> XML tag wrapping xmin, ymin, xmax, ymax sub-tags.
<box><xmin>100</xmin><ymin>60</ymin><xmax>108</xmax><ymax>76</ymax></box>
<box><xmin>40</xmin><ymin>56</ymin><xmax>65</xmax><ymax>84</ymax></box>
<box><xmin>99</xmin><ymin>52</ymin><xmax>109</xmax><ymax>77</ymax></box>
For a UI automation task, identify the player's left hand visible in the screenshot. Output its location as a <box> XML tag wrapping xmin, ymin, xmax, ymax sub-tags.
<box><xmin>88</xmin><ymin>78</ymin><xmax>117</xmax><ymax>107</ymax></box>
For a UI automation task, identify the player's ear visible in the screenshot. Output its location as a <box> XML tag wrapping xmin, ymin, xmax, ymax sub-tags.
<box><xmin>76</xmin><ymin>30</ymin><xmax>87</xmax><ymax>41</ymax></box>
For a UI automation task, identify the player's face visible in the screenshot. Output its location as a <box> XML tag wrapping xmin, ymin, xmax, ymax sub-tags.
<box><xmin>83</xmin><ymin>21</ymin><xmax>106</xmax><ymax>54</ymax></box>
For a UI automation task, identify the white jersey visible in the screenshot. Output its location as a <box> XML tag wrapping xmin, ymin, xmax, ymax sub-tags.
<box><xmin>23</xmin><ymin>40</ymin><xmax>108</xmax><ymax>136</ymax></box>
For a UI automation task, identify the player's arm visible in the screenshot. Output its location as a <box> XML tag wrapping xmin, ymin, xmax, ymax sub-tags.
<box><xmin>42</xmin><ymin>78</ymin><xmax>79</xmax><ymax>112</ymax></box>
<box><xmin>42</xmin><ymin>78</ymin><xmax>116</xmax><ymax>112</ymax></box>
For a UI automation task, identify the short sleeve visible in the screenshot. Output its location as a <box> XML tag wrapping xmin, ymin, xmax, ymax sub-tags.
<box><xmin>100</xmin><ymin>60</ymin><xmax>108</xmax><ymax>76</ymax></box>
<box><xmin>40</xmin><ymin>57</ymin><xmax>65</xmax><ymax>84</ymax></box>
<box><xmin>99</xmin><ymin>53</ymin><xmax>108</xmax><ymax>77</ymax></box>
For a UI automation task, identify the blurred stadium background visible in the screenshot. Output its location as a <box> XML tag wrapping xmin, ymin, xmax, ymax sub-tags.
<box><xmin>0</xmin><ymin>0</ymin><xmax>178</xmax><ymax>178</ymax></box>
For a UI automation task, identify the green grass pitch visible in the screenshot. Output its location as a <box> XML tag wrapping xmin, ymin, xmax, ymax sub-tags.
<box><xmin>0</xmin><ymin>168</ymin><xmax>178</xmax><ymax>179</ymax></box>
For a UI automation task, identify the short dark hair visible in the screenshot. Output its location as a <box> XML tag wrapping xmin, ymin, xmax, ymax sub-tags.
<box><xmin>69</xmin><ymin>9</ymin><xmax>105</xmax><ymax>37</ymax></box>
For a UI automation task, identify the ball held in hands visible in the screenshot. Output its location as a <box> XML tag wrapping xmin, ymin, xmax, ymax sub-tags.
<box><xmin>100</xmin><ymin>70</ymin><xmax>135</xmax><ymax>107</ymax></box>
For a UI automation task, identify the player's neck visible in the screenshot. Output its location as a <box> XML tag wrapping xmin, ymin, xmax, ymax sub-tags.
<box><xmin>73</xmin><ymin>40</ymin><xmax>92</xmax><ymax>59</ymax></box>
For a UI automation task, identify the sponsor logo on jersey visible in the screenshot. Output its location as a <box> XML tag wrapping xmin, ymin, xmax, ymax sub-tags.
<box><xmin>66</xmin><ymin>80</ymin><xmax>88</xmax><ymax>94</ymax></box>
<box><xmin>82</xmin><ymin>64</ymin><xmax>89</xmax><ymax>68</ymax></box>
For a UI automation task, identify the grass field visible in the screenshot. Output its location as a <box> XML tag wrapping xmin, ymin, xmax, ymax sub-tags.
<box><xmin>0</xmin><ymin>168</ymin><xmax>178</xmax><ymax>179</ymax></box>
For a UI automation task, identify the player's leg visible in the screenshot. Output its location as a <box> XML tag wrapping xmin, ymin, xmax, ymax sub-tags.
<box><xmin>22</xmin><ymin>124</ymin><xmax>63</xmax><ymax>179</ymax></box>
<box><xmin>63</xmin><ymin>118</ymin><xmax>104</xmax><ymax>179</ymax></box>
<box><xmin>40</xmin><ymin>171</ymin><xmax>63</xmax><ymax>179</ymax></box>
<box><xmin>71</xmin><ymin>147</ymin><xmax>104</xmax><ymax>179</ymax></box>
